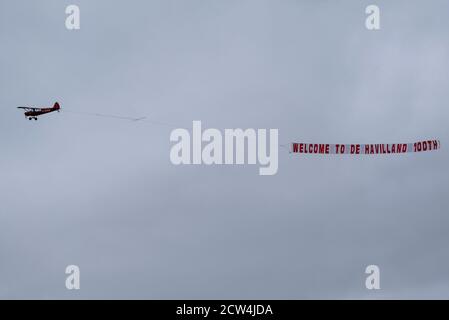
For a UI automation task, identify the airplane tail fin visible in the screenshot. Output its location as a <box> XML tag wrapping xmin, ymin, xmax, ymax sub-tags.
<box><xmin>54</xmin><ymin>102</ymin><xmax>61</xmax><ymax>110</ymax></box>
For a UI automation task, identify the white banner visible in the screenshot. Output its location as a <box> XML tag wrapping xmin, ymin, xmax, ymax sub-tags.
<box><xmin>290</xmin><ymin>140</ymin><xmax>441</xmax><ymax>155</ymax></box>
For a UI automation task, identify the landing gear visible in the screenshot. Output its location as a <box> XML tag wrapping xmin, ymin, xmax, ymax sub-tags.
<box><xmin>29</xmin><ymin>117</ymin><xmax>38</xmax><ymax>121</ymax></box>
<box><xmin>34</xmin><ymin>117</ymin><xmax>38</xmax><ymax>121</ymax></box>
<box><xmin>29</xmin><ymin>117</ymin><xmax>32</xmax><ymax>120</ymax></box>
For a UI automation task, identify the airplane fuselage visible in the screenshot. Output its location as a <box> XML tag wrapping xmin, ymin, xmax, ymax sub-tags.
<box><xmin>24</xmin><ymin>108</ymin><xmax>56</xmax><ymax>117</ymax></box>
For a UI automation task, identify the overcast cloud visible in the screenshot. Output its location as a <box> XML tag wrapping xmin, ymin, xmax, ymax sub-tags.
<box><xmin>1</xmin><ymin>0</ymin><xmax>448</xmax><ymax>299</ymax></box>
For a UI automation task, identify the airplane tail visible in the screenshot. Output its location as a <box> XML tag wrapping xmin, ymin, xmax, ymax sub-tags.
<box><xmin>53</xmin><ymin>102</ymin><xmax>61</xmax><ymax>110</ymax></box>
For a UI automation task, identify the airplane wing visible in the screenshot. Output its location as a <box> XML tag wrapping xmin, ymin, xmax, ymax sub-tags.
<box><xmin>17</xmin><ymin>107</ymin><xmax>40</xmax><ymax>111</ymax></box>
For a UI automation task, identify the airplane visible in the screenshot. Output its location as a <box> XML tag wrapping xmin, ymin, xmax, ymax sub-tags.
<box><xmin>18</xmin><ymin>102</ymin><xmax>61</xmax><ymax>120</ymax></box>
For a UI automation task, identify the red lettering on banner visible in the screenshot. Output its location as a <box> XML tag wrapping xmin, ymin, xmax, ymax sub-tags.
<box><xmin>293</xmin><ymin>143</ymin><xmax>299</xmax><ymax>153</ymax></box>
<box><xmin>290</xmin><ymin>141</ymin><xmax>437</xmax><ymax>155</ymax></box>
<box><xmin>433</xmin><ymin>140</ymin><xmax>438</xmax><ymax>149</ymax></box>
<box><xmin>319</xmin><ymin>144</ymin><xmax>325</xmax><ymax>153</ymax></box>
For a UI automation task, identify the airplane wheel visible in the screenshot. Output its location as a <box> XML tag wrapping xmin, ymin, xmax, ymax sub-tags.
<box><xmin>34</xmin><ymin>118</ymin><xmax>38</xmax><ymax>121</ymax></box>
<box><xmin>29</xmin><ymin>118</ymin><xmax>32</xmax><ymax>120</ymax></box>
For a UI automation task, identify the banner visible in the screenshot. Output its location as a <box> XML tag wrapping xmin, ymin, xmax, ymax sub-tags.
<box><xmin>290</xmin><ymin>140</ymin><xmax>440</xmax><ymax>155</ymax></box>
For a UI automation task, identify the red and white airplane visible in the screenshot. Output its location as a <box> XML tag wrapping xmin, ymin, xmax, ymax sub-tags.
<box><xmin>18</xmin><ymin>102</ymin><xmax>61</xmax><ymax>120</ymax></box>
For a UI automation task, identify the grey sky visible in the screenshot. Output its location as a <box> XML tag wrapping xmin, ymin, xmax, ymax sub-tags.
<box><xmin>1</xmin><ymin>0</ymin><xmax>448</xmax><ymax>299</ymax></box>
